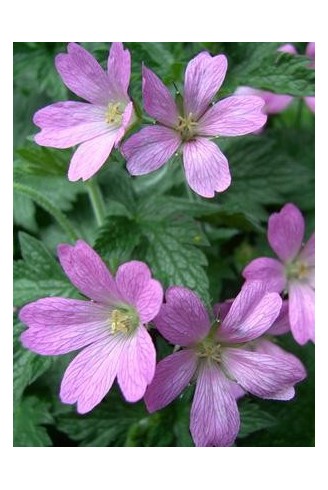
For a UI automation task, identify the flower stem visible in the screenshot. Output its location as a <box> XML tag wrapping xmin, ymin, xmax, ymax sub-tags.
<box><xmin>86</xmin><ymin>178</ymin><xmax>106</xmax><ymax>227</ymax></box>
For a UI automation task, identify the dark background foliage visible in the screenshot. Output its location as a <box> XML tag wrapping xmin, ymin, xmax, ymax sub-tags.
<box><xmin>13</xmin><ymin>42</ymin><xmax>314</xmax><ymax>447</ymax></box>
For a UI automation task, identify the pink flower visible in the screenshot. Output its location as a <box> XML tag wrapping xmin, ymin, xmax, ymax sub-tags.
<box><xmin>122</xmin><ymin>52</ymin><xmax>267</xmax><ymax>198</ymax></box>
<box><xmin>243</xmin><ymin>203</ymin><xmax>315</xmax><ymax>345</ymax></box>
<box><xmin>33</xmin><ymin>43</ymin><xmax>135</xmax><ymax>181</ymax></box>
<box><xmin>19</xmin><ymin>240</ymin><xmax>163</xmax><ymax>413</ymax></box>
<box><xmin>145</xmin><ymin>282</ymin><xmax>305</xmax><ymax>447</ymax></box>
<box><xmin>235</xmin><ymin>43</ymin><xmax>315</xmax><ymax>115</ymax></box>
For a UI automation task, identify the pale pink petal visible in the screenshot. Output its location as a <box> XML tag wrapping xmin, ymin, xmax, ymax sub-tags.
<box><xmin>33</xmin><ymin>101</ymin><xmax>110</xmax><ymax>148</ymax></box>
<box><xmin>243</xmin><ymin>257</ymin><xmax>287</xmax><ymax>292</ymax></box>
<box><xmin>289</xmin><ymin>281</ymin><xmax>315</xmax><ymax>345</ymax></box>
<box><xmin>234</xmin><ymin>87</ymin><xmax>293</xmax><ymax>114</ymax></box>
<box><xmin>278</xmin><ymin>44</ymin><xmax>297</xmax><ymax>55</ymax></box>
<box><xmin>117</xmin><ymin>326</ymin><xmax>156</xmax><ymax>402</ymax></box>
<box><xmin>197</xmin><ymin>96</ymin><xmax>267</xmax><ymax>137</ymax></box>
<box><xmin>68</xmin><ymin>130</ymin><xmax>118</xmax><ymax>181</ymax></box>
<box><xmin>268</xmin><ymin>203</ymin><xmax>305</xmax><ymax>262</ymax></box>
<box><xmin>266</xmin><ymin>300</ymin><xmax>290</xmax><ymax>335</ymax></box>
<box><xmin>222</xmin><ymin>348</ymin><xmax>306</xmax><ymax>400</ymax></box>
<box><xmin>143</xmin><ymin>66</ymin><xmax>179</xmax><ymax>127</ymax></box>
<box><xmin>115</xmin><ymin>261</ymin><xmax>163</xmax><ymax>323</ymax></box>
<box><xmin>145</xmin><ymin>349</ymin><xmax>197</xmax><ymax>412</ymax></box>
<box><xmin>306</xmin><ymin>42</ymin><xmax>315</xmax><ymax>60</ymax></box>
<box><xmin>183</xmin><ymin>138</ymin><xmax>231</xmax><ymax>198</ymax></box>
<box><xmin>190</xmin><ymin>363</ymin><xmax>239</xmax><ymax>447</ymax></box>
<box><xmin>184</xmin><ymin>52</ymin><xmax>228</xmax><ymax>120</ymax></box>
<box><xmin>154</xmin><ymin>286</ymin><xmax>211</xmax><ymax>346</ymax></box>
<box><xmin>19</xmin><ymin>298</ymin><xmax>110</xmax><ymax>355</ymax></box>
<box><xmin>114</xmin><ymin>101</ymin><xmax>134</xmax><ymax>147</ymax></box>
<box><xmin>123</xmin><ymin>125</ymin><xmax>181</xmax><ymax>176</ymax></box>
<box><xmin>107</xmin><ymin>42</ymin><xmax>131</xmax><ymax>100</ymax></box>
<box><xmin>218</xmin><ymin>281</ymin><xmax>282</xmax><ymax>343</ymax></box>
<box><xmin>55</xmin><ymin>43</ymin><xmax>111</xmax><ymax>106</ymax></box>
<box><xmin>304</xmin><ymin>96</ymin><xmax>315</xmax><ymax>113</ymax></box>
<box><xmin>298</xmin><ymin>232</ymin><xmax>315</xmax><ymax>267</ymax></box>
<box><xmin>57</xmin><ymin>240</ymin><xmax>120</xmax><ymax>304</ymax></box>
<box><xmin>60</xmin><ymin>335</ymin><xmax>125</xmax><ymax>413</ymax></box>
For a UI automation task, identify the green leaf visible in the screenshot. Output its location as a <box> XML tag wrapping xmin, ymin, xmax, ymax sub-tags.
<box><xmin>14</xmin><ymin>396</ymin><xmax>53</xmax><ymax>447</ymax></box>
<box><xmin>13</xmin><ymin>191</ymin><xmax>38</xmax><ymax>232</ymax></box>
<box><xmin>238</xmin><ymin>400</ymin><xmax>277</xmax><ymax>439</ymax></box>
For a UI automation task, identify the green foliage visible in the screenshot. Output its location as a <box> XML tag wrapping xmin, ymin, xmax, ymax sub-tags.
<box><xmin>238</xmin><ymin>400</ymin><xmax>277</xmax><ymax>438</ymax></box>
<box><xmin>14</xmin><ymin>396</ymin><xmax>53</xmax><ymax>447</ymax></box>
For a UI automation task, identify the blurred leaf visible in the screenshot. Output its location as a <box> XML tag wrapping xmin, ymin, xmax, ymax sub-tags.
<box><xmin>14</xmin><ymin>396</ymin><xmax>53</xmax><ymax>447</ymax></box>
<box><xmin>238</xmin><ymin>400</ymin><xmax>277</xmax><ymax>439</ymax></box>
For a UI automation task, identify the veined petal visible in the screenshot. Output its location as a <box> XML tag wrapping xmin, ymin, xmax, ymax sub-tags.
<box><xmin>107</xmin><ymin>42</ymin><xmax>131</xmax><ymax>100</ymax></box>
<box><xmin>115</xmin><ymin>261</ymin><xmax>163</xmax><ymax>323</ymax></box>
<box><xmin>68</xmin><ymin>130</ymin><xmax>117</xmax><ymax>181</ymax></box>
<box><xmin>114</xmin><ymin>101</ymin><xmax>134</xmax><ymax>147</ymax></box>
<box><xmin>60</xmin><ymin>335</ymin><xmax>125</xmax><ymax>414</ymax></box>
<box><xmin>298</xmin><ymin>233</ymin><xmax>315</xmax><ymax>267</ymax></box>
<box><xmin>190</xmin><ymin>362</ymin><xmax>240</xmax><ymax>447</ymax></box>
<box><xmin>19</xmin><ymin>298</ymin><xmax>110</xmax><ymax>355</ymax></box>
<box><xmin>183</xmin><ymin>138</ymin><xmax>231</xmax><ymax>198</ymax></box>
<box><xmin>145</xmin><ymin>349</ymin><xmax>198</xmax><ymax>412</ymax></box>
<box><xmin>289</xmin><ymin>281</ymin><xmax>315</xmax><ymax>345</ymax></box>
<box><xmin>154</xmin><ymin>286</ymin><xmax>211</xmax><ymax>346</ymax></box>
<box><xmin>243</xmin><ymin>257</ymin><xmax>287</xmax><ymax>292</ymax></box>
<box><xmin>57</xmin><ymin>240</ymin><xmax>121</xmax><ymax>304</ymax></box>
<box><xmin>143</xmin><ymin>66</ymin><xmax>179</xmax><ymax>127</ymax></box>
<box><xmin>266</xmin><ymin>300</ymin><xmax>290</xmax><ymax>335</ymax></box>
<box><xmin>234</xmin><ymin>87</ymin><xmax>293</xmax><ymax>114</ymax></box>
<box><xmin>184</xmin><ymin>52</ymin><xmax>228</xmax><ymax>120</ymax></box>
<box><xmin>55</xmin><ymin>43</ymin><xmax>111</xmax><ymax>106</ymax></box>
<box><xmin>197</xmin><ymin>96</ymin><xmax>267</xmax><ymax>137</ymax></box>
<box><xmin>123</xmin><ymin>125</ymin><xmax>181</xmax><ymax>176</ymax></box>
<box><xmin>268</xmin><ymin>203</ymin><xmax>305</xmax><ymax>262</ymax></box>
<box><xmin>117</xmin><ymin>327</ymin><xmax>156</xmax><ymax>402</ymax></box>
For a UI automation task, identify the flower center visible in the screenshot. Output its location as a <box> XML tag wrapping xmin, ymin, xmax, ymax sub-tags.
<box><xmin>196</xmin><ymin>338</ymin><xmax>222</xmax><ymax>363</ymax></box>
<box><xmin>175</xmin><ymin>113</ymin><xmax>198</xmax><ymax>141</ymax></box>
<box><xmin>110</xmin><ymin>307</ymin><xmax>139</xmax><ymax>335</ymax></box>
<box><xmin>105</xmin><ymin>102</ymin><xmax>124</xmax><ymax>126</ymax></box>
<box><xmin>286</xmin><ymin>260</ymin><xmax>310</xmax><ymax>281</ymax></box>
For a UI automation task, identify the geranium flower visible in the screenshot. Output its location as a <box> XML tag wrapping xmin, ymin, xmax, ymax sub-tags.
<box><xmin>19</xmin><ymin>240</ymin><xmax>163</xmax><ymax>413</ymax></box>
<box><xmin>33</xmin><ymin>42</ymin><xmax>135</xmax><ymax>181</ymax></box>
<box><xmin>144</xmin><ymin>282</ymin><xmax>305</xmax><ymax>447</ymax></box>
<box><xmin>243</xmin><ymin>203</ymin><xmax>315</xmax><ymax>345</ymax></box>
<box><xmin>122</xmin><ymin>52</ymin><xmax>267</xmax><ymax>198</ymax></box>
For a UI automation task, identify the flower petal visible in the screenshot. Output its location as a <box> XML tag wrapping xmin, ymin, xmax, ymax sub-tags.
<box><xmin>266</xmin><ymin>300</ymin><xmax>290</xmax><ymax>335</ymax></box>
<box><xmin>197</xmin><ymin>96</ymin><xmax>267</xmax><ymax>136</ymax></box>
<box><xmin>107</xmin><ymin>42</ymin><xmax>131</xmax><ymax>100</ymax></box>
<box><xmin>218</xmin><ymin>281</ymin><xmax>282</xmax><ymax>343</ymax></box>
<box><xmin>115</xmin><ymin>261</ymin><xmax>163</xmax><ymax>323</ymax></box>
<box><xmin>243</xmin><ymin>257</ymin><xmax>287</xmax><ymax>292</ymax></box>
<box><xmin>306</xmin><ymin>42</ymin><xmax>315</xmax><ymax>60</ymax></box>
<box><xmin>19</xmin><ymin>298</ymin><xmax>110</xmax><ymax>355</ymax></box>
<box><xmin>145</xmin><ymin>349</ymin><xmax>197</xmax><ymax>412</ymax></box>
<box><xmin>117</xmin><ymin>326</ymin><xmax>156</xmax><ymax>402</ymax></box>
<box><xmin>68</xmin><ymin>130</ymin><xmax>117</xmax><ymax>181</ymax></box>
<box><xmin>190</xmin><ymin>363</ymin><xmax>240</xmax><ymax>447</ymax></box>
<box><xmin>60</xmin><ymin>335</ymin><xmax>125</xmax><ymax>413</ymax></box>
<box><xmin>57</xmin><ymin>240</ymin><xmax>120</xmax><ymax>304</ymax></box>
<box><xmin>289</xmin><ymin>281</ymin><xmax>315</xmax><ymax>345</ymax></box>
<box><xmin>268</xmin><ymin>203</ymin><xmax>305</xmax><ymax>262</ymax></box>
<box><xmin>279</xmin><ymin>44</ymin><xmax>297</xmax><ymax>55</ymax></box>
<box><xmin>184</xmin><ymin>52</ymin><xmax>228</xmax><ymax>120</ymax></box>
<box><xmin>123</xmin><ymin>125</ymin><xmax>181</xmax><ymax>176</ymax></box>
<box><xmin>183</xmin><ymin>137</ymin><xmax>231</xmax><ymax>198</ymax></box>
<box><xmin>33</xmin><ymin>101</ymin><xmax>109</xmax><ymax>148</ymax></box>
<box><xmin>304</xmin><ymin>96</ymin><xmax>315</xmax><ymax>113</ymax></box>
<box><xmin>222</xmin><ymin>347</ymin><xmax>306</xmax><ymax>399</ymax></box>
<box><xmin>234</xmin><ymin>87</ymin><xmax>293</xmax><ymax>114</ymax></box>
<box><xmin>55</xmin><ymin>43</ymin><xmax>111</xmax><ymax>106</ymax></box>
<box><xmin>154</xmin><ymin>286</ymin><xmax>211</xmax><ymax>346</ymax></box>
<box><xmin>143</xmin><ymin>66</ymin><xmax>179</xmax><ymax>127</ymax></box>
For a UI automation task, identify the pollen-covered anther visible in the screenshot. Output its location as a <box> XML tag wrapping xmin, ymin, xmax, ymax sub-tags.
<box><xmin>197</xmin><ymin>339</ymin><xmax>222</xmax><ymax>363</ymax></box>
<box><xmin>111</xmin><ymin>309</ymin><xmax>134</xmax><ymax>334</ymax></box>
<box><xmin>105</xmin><ymin>102</ymin><xmax>123</xmax><ymax>125</ymax></box>
<box><xmin>287</xmin><ymin>260</ymin><xmax>310</xmax><ymax>281</ymax></box>
<box><xmin>176</xmin><ymin>113</ymin><xmax>198</xmax><ymax>141</ymax></box>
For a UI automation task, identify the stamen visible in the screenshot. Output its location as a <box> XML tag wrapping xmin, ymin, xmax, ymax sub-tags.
<box><xmin>105</xmin><ymin>102</ymin><xmax>123</xmax><ymax>126</ymax></box>
<box><xmin>111</xmin><ymin>308</ymin><xmax>139</xmax><ymax>334</ymax></box>
<box><xmin>175</xmin><ymin>113</ymin><xmax>198</xmax><ymax>141</ymax></box>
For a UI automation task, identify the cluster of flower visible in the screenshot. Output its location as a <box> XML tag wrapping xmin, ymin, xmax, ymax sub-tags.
<box><xmin>19</xmin><ymin>43</ymin><xmax>315</xmax><ymax>447</ymax></box>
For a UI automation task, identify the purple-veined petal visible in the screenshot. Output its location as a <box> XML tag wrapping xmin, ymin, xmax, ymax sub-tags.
<box><xmin>190</xmin><ymin>362</ymin><xmax>240</xmax><ymax>447</ymax></box>
<box><xmin>68</xmin><ymin>130</ymin><xmax>118</xmax><ymax>181</ymax></box>
<box><xmin>123</xmin><ymin>125</ymin><xmax>181</xmax><ymax>176</ymax></box>
<box><xmin>218</xmin><ymin>281</ymin><xmax>282</xmax><ymax>343</ymax></box>
<box><xmin>115</xmin><ymin>261</ymin><xmax>163</xmax><ymax>323</ymax></box>
<box><xmin>145</xmin><ymin>349</ymin><xmax>197</xmax><ymax>412</ymax></box>
<box><xmin>60</xmin><ymin>335</ymin><xmax>126</xmax><ymax>414</ymax></box>
<box><xmin>222</xmin><ymin>347</ymin><xmax>306</xmax><ymax>400</ymax></box>
<box><xmin>197</xmin><ymin>96</ymin><xmax>267</xmax><ymax>137</ymax></box>
<box><xmin>19</xmin><ymin>298</ymin><xmax>110</xmax><ymax>355</ymax></box>
<box><xmin>268</xmin><ymin>203</ymin><xmax>305</xmax><ymax>263</ymax></box>
<box><xmin>213</xmin><ymin>300</ymin><xmax>234</xmax><ymax>323</ymax></box>
<box><xmin>183</xmin><ymin>137</ymin><xmax>231</xmax><ymax>198</ymax></box>
<box><xmin>114</xmin><ymin>101</ymin><xmax>134</xmax><ymax>147</ymax></box>
<box><xmin>304</xmin><ymin>96</ymin><xmax>315</xmax><ymax>113</ymax></box>
<box><xmin>234</xmin><ymin>86</ymin><xmax>293</xmax><ymax>115</ymax></box>
<box><xmin>143</xmin><ymin>66</ymin><xmax>179</xmax><ymax>127</ymax></box>
<box><xmin>289</xmin><ymin>281</ymin><xmax>315</xmax><ymax>345</ymax></box>
<box><xmin>154</xmin><ymin>286</ymin><xmax>211</xmax><ymax>346</ymax></box>
<box><xmin>55</xmin><ymin>43</ymin><xmax>111</xmax><ymax>106</ymax></box>
<box><xmin>33</xmin><ymin>101</ymin><xmax>110</xmax><ymax>148</ymax></box>
<box><xmin>117</xmin><ymin>326</ymin><xmax>156</xmax><ymax>402</ymax></box>
<box><xmin>243</xmin><ymin>257</ymin><xmax>287</xmax><ymax>292</ymax></box>
<box><xmin>107</xmin><ymin>42</ymin><xmax>131</xmax><ymax>100</ymax></box>
<box><xmin>184</xmin><ymin>52</ymin><xmax>228</xmax><ymax>120</ymax></box>
<box><xmin>266</xmin><ymin>300</ymin><xmax>290</xmax><ymax>335</ymax></box>
<box><xmin>57</xmin><ymin>240</ymin><xmax>121</xmax><ymax>304</ymax></box>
